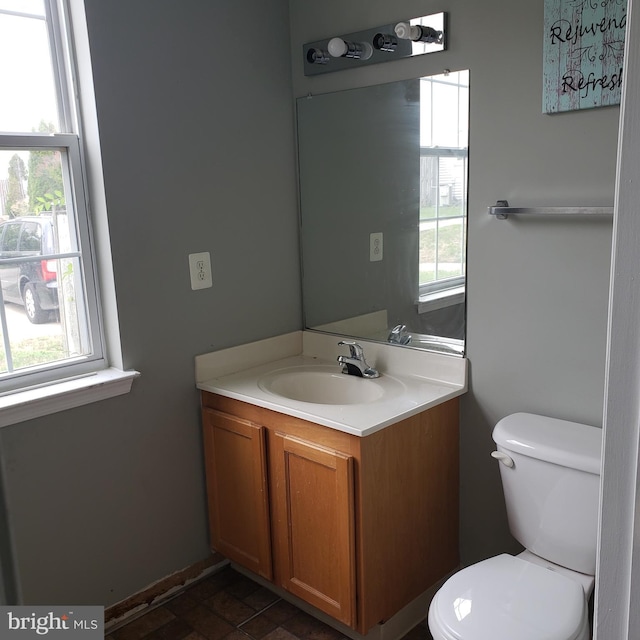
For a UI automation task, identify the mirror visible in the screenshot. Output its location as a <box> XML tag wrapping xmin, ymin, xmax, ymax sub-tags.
<box><xmin>297</xmin><ymin>70</ymin><xmax>469</xmax><ymax>355</ymax></box>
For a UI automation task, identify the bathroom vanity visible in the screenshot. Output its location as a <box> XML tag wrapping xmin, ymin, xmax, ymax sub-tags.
<box><xmin>196</xmin><ymin>332</ymin><xmax>466</xmax><ymax>637</ymax></box>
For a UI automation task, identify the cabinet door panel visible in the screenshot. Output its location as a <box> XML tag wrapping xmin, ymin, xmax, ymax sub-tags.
<box><xmin>203</xmin><ymin>408</ymin><xmax>272</xmax><ymax>579</ymax></box>
<box><xmin>271</xmin><ymin>433</ymin><xmax>356</xmax><ymax>626</ymax></box>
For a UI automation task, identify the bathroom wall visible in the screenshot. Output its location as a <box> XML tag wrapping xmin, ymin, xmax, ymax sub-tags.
<box><xmin>289</xmin><ymin>0</ymin><xmax>618</xmax><ymax>564</ymax></box>
<box><xmin>0</xmin><ymin>0</ymin><xmax>300</xmax><ymax>605</ymax></box>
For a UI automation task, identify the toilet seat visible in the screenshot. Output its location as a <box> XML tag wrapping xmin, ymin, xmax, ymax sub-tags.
<box><xmin>428</xmin><ymin>554</ymin><xmax>589</xmax><ymax>640</ymax></box>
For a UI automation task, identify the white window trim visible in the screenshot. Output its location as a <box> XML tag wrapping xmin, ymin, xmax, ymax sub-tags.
<box><xmin>0</xmin><ymin>0</ymin><xmax>137</xmax><ymax>425</ymax></box>
<box><xmin>418</xmin><ymin>283</ymin><xmax>465</xmax><ymax>314</ymax></box>
<box><xmin>0</xmin><ymin>368</ymin><xmax>138</xmax><ymax>428</ymax></box>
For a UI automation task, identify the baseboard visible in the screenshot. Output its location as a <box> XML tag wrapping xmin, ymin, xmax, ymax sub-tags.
<box><xmin>105</xmin><ymin>553</ymin><xmax>228</xmax><ymax>632</ymax></box>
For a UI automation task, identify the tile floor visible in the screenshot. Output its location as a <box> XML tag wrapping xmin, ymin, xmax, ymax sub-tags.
<box><xmin>105</xmin><ymin>566</ymin><xmax>434</xmax><ymax>640</ymax></box>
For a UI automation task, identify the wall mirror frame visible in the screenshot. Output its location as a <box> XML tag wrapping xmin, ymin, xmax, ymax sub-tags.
<box><xmin>297</xmin><ymin>70</ymin><xmax>469</xmax><ymax>356</ymax></box>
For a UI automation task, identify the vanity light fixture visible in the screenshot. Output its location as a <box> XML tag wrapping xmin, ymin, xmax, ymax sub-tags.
<box><xmin>302</xmin><ymin>12</ymin><xmax>446</xmax><ymax>76</ymax></box>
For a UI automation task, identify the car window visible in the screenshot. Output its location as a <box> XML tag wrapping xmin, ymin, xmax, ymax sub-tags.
<box><xmin>2</xmin><ymin>223</ymin><xmax>21</xmax><ymax>252</ymax></box>
<box><xmin>19</xmin><ymin>222</ymin><xmax>43</xmax><ymax>253</ymax></box>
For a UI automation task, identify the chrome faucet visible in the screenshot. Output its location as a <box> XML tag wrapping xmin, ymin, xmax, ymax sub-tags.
<box><xmin>337</xmin><ymin>340</ymin><xmax>380</xmax><ymax>378</ymax></box>
<box><xmin>388</xmin><ymin>324</ymin><xmax>412</xmax><ymax>345</ymax></box>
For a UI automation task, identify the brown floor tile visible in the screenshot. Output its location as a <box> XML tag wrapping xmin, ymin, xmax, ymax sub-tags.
<box><xmin>205</xmin><ymin>590</ymin><xmax>256</xmax><ymax>626</ymax></box>
<box><xmin>280</xmin><ymin>611</ymin><xmax>326</xmax><ymax>639</ymax></box>
<box><xmin>261</xmin><ymin>600</ymin><xmax>300</xmax><ymax>626</ymax></box>
<box><xmin>181</xmin><ymin>604</ymin><xmax>235</xmax><ymax>640</ymax></box>
<box><xmin>400</xmin><ymin>621</ymin><xmax>433</xmax><ymax>640</ymax></box>
<box><xmin>241</xmin><ymin>587</ymin><xmax>279</xmax><ymax>611</ymax></box>
<box><xmin>146</xmin><ymin>618</ymin><xmax>194</xmax><ymax>640</ymax></box>
<box><xmin>223</xmin><ymin>631</ymin><xmax>254</xmax><ymax>640</ymax></box>
<box><xmin>238</xmin><ymin>611</ymin><xmax>279</xmax><ymax>639</ymax></box>
<box><xmin>204</xmin><ymin>570</ymin><xmax>235</xmax><ymax>592</ymax></box>
<box><xmin>165</xmin><ymin>592</ymin><xmax>200</xmax><ymax>616</ymax></box>
<box><xmin>304</xmin><ymin>624</ymin><xmax>346</xmax><ymax>640</ymax></box>
<box><xmin>111</xmin><ymin>607</ymin><xmax>177</xmax><ymax>640</ymax></box>
<box><xmin>186</xmin><ymin>579</ymin><xmax>227</xmax><ymax>603</ymax></box>
<box><xmin>223</xmin><ymin>572</ymin><xmax>262</xmax><ymax>600</ymax></box>
<box><xmin>262</xmin><ymin>628</ymin><xmax>299</xmax><ymax>640</ymax></box>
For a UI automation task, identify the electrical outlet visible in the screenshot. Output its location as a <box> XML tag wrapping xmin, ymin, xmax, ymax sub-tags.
<box><xmin>370</xmin><ymin>232</ymin><xmax>383</xmax><ymax>262</ymax></box>
<box><xmin>188</xmin><ymin>252</ymin><xmax>212</xmax><ymax>290</ymax></box>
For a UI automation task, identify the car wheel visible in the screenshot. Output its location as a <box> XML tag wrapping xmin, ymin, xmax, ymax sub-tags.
<box><xmin>24</xmin><ymin>283</ymin><xmax>48</xmax><ymax>324</ymax></box>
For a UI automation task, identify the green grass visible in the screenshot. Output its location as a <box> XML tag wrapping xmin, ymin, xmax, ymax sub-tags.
<box><xmin>0</xmin><ymin>335</ymin><xmax>66</xmax><ymax>372</ymax></box>
<box><xmin>419</xmin><ymin>219</ymin><xmax>465</xmax><ymax>285</ymax></box>
<box><xmin>420</xmin><ymin>222</ymin><xmax>465</xmax><ymax>263</ymax></box>
<box><xmin>420</xmin><ymin>204</ymin><xmax>465</xmax><ymax>220</ymax></box>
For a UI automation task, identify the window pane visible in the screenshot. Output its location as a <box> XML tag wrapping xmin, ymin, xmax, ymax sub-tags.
<box><xmin>418</xmin><ymin>71</ymin><xmax>468</xmax><ymax>293</ymax></box>
<box><xmin>0</xmin><ymin>2</ymin><xmax>60</xmax><ymax>133</ymax></box>
<box><xmin>0</xmin><ymin>148</ymin><xmax>92</xmax><ymax>375</ymax></box>
<box><xmin>438</xmin><ymin>156</ymin><xmax>466</xmax><ymax>216</ymax></box>
<box><xmin>436</xmin><ymin>219</ymin><xmax>464</xmax><ymax>280</ymax></box>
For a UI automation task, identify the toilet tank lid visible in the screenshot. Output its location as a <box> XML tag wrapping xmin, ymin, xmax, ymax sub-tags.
<box><xmin>493</xmin><ymin>412</ymin><xmax>602</xmax><ymax>475</ymax></box>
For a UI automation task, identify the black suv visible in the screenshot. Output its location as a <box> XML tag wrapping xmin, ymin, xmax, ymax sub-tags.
<box><xmin>0</xmin><ymin>216</ymin><xmax>59</xmax><ymax>323</ymax></box>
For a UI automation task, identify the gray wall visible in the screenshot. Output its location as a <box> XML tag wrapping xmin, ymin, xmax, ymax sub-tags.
<box><xmin>289</xmin><ymin>0</ymin><xmax>617</xmax><ymax>564</ymax></box>
<box><xmin>0</xmin><ymin>0</ymin><xmax>300</xmax><ymax>605</ymax></box>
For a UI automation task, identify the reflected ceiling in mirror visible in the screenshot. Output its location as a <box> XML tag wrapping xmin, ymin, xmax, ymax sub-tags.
<box><xmin>297</xmin><ymin>71</ymin><xmax>469</xmax><ymax>356</ymax></box>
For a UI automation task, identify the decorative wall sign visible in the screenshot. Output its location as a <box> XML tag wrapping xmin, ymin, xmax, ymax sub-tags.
<box><xmin>543</xmin><ymin>0</ymin><xmax>627</xmax><ymax>113</ymax></box>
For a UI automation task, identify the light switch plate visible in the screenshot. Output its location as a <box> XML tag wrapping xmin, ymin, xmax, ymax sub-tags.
<box><xmin>189</xmin><ymin>252</ymin><xmax>212</xmax><ymax>290</ymax></box>
<box><xmin>370</xmin><ymin>232</ymin><xmax>383</xmax><ymax>262</ymax></box>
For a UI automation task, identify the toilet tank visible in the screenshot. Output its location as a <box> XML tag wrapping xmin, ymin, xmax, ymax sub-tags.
<box><xmin>493</xmin><ymin>412</ymin><xmax>602</xmax><ymax>575</ymax></box>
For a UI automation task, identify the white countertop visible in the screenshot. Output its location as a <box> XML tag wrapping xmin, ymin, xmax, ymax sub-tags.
<box><xmin>196</xmin><ymin>331</ymin><xmax>467</xmax><ymax>437</ymax></box>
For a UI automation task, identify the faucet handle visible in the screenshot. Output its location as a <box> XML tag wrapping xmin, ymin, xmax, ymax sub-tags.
<box><xmin>338</xmin><ymin>340</ymin><xmax>364</xmax><ymax>359</ymax></box>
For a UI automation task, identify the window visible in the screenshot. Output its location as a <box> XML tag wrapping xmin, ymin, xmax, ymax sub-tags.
<box><xmin>0</xmin><ymin>0</ymin><xmax>105</xmax><ymax>393</ymax></box>
<box><xmin>418</xmin><ymin>71</ymin><xmax>469</xmax><ymax>308</ymax></box>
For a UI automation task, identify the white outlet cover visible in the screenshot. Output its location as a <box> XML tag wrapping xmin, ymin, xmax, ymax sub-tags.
<box><xmin>370</xmin><ymin>232</ymin><xmax>383</xmax><ymax>262</ymax></box>
<box><xmin>188</xmin><ymin>252</ymin><xmax>213</xmax><ymax>290</ymax></box>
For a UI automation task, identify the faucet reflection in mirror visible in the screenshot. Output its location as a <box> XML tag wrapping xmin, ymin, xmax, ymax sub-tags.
<box><xmin>297</xmin><ymin>70</ymin><xmax>469</xmax><ymax>356</ymax></box>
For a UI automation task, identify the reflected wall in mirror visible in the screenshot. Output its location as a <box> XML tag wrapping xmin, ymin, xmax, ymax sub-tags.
<box><xmin>297</xmin><ymin>70</ymin><xmax>469</xmax><ymax>355</ymax></box>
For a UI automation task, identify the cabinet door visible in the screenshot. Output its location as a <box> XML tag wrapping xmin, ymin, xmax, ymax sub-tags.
<box><xmin>271</xmin><ymin>433</ymin><xmax>356</xmax><ymax>627</ymax></box>
<box><xmin>202</xmin><ymin>408</ymin><xmax>272</xmax><ymax>579</ymax></box>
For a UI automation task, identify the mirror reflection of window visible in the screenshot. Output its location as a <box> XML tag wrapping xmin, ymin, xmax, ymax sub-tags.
<box><xmin>419</xmin><ymin>70</ymin><xmax>469</xmax><ymax>302</ymax></box>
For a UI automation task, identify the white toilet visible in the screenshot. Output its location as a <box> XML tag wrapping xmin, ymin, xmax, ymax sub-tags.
<box><xmin>428</xmin><ymin>412</ymin><xmax>602</xmax><ymax>640</ymax></box>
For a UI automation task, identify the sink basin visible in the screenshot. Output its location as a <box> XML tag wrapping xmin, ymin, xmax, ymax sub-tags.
<box><xmin>258</xmin><ymin>365</ymin><xmax>404</xmax><ymax>405</ymax></box>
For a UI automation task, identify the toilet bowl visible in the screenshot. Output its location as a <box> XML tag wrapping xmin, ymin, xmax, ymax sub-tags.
<box><xmin>428</xmin><ymin>554</ymin><xmax>591</xmax><ymax>640</ymax></box>
<box><xmin>427</xmin><ymin>413</ymin><xmax>601</xmax><ymax>640</ymax></box>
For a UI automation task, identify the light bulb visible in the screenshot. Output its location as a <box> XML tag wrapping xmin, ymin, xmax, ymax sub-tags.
<box><xmin>394</xmin><ymin>22</ymin><xmax>442</xmax><ymax>43</ymax></box>
<box><xmin>327</xmin><ymin>37</ymin><xmax>373</xmax><ymax>60</ymax></box>
<box><xmin>327</xmin><ymin>37</ymin><xmax>348</xmax><ymax>57</ymax></box>
<box><xmin>394</xmin><ymin>22</ymin><xmax>421</xmax><ymax>41</ymax></box>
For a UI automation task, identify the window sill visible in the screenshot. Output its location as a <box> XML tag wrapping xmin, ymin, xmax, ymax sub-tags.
<box><xmin>418</xmin><ymin>285</ymin><xmax>465</xmax><ymax>314</ymax></box>
<box><xmin>0</xmin><ymin>368</ymin><xmax>140</xmax><ymax>428</ymax></box>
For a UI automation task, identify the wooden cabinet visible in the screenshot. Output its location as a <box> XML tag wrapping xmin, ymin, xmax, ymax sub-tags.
<box><xmin>201</xmin><ymin>392</ymin><xmax>459</xmax><ymax>635</ymax></box>
<box><xmin>202</xmin><ymin>409</ymin><xmax>272</xmax><ymax>579</ymax></box>
<box><xmin>270</xmin><ymin>432</ymin><xmax>356</xmax><ymax>626</ymax></box>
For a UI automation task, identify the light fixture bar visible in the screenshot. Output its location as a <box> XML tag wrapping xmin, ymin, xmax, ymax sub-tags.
<box><xmin>303</xmin><ymin>13</ymin><xmax>446</xmax><ymax>76</ymax></box>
